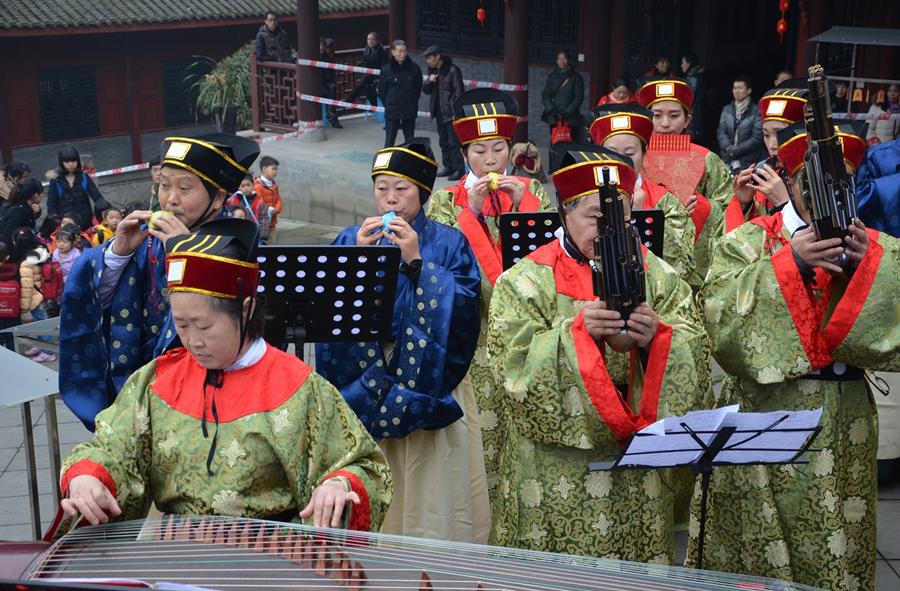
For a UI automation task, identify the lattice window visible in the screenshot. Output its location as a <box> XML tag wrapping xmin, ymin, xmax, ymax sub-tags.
<box><xmin>37</xmin><ymin>67</ymin><xmax>100</xmax><ymax>142</ymax></box>
<box><xmin>162</xmin><ymin>58</ymin><xmax>207</xmax><ymax>127</ymax></box>
<box><xmin>529</xmin><ymin>0</ymin><xmax>579</xmax><ymax>62</ymax></box>
<box><xmin>419</xmin><ymin>0</ymin><xmax>451</xmax><ymax>34</ymax></box>
<box><xmin>416</xmin><ymin>0</ymin><xmax>505</xmax><ymax>57</ymax></box>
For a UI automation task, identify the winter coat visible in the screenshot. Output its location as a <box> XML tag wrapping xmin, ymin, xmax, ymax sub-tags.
<box><xmin>0</xmin><ymin>202</ymin><xmax>37</xmax><ymax>246</ymax></box>
<box><xmin>19</xmin><ymin>259</ymin><xmax>43</xmax><ymax>317</ymax></box>
<box><xmin>377</xmin><ymin>58</ymin><xmax>423</xmax><ymax>121</ymax></box>
<box><xmin>866</xmin><ymin>103</ymin><xmax>900</xmax><ymax>144</ymax></box>
<box><xmin>360</xmin><ymin>45</ymin><xmax>388</xmax><ymax>70</ymax></box>
<box><xmin>253</xmin><ymin>179</ymin><xmax>284</xmax><ymax>227</ymax></box>
<box><xmin>255</xmin><ymin>24</ymin><xmax>293</xmax><ymax>63</ymax></box>
<box><xmin>716</xmin><ymin>100</ymin><xmax>764</xmax><ymax>170</ymax></box>
<box><xmin>46</xmin><ymin>172</ymin><xmax>106</xmax><ymax>231</ymax></box>
<box><xmin>423</xmin><ymin>56</ymin><xmax>465</xmax><ymax>122</ymax></box>
<box><xmin>541</xmin><ymin>66</ymin><xmax>584</xmax><ymax>127</ymax></box>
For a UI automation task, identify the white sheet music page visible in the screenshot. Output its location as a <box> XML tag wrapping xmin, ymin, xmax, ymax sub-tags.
<box><xmin>619</xmin><ymin>405</ymin><xmax>739</xmax><ymax>467</ymax></box>
<box><xmin>714</xmin><ymin>407</ymin><xmax>824</xmax><ymax>465</ymax></box>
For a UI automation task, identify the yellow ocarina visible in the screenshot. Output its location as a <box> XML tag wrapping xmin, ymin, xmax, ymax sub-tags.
<box><xmin>487</xmin><ymin>171</ymin><xmax>501</xmax><ymax>191</ymax></box>
<box><xmin>148</xmin><ymin>210</ymin><xmax>175</xmax><ymax>231</ymax></box>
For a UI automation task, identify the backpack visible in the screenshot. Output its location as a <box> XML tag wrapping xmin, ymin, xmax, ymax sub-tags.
<box><xmin>0</xmin><ymin>264</ymin><xmax>20</xmax><ymax>318</ymax></box>
<box><xmin>55</xmin><ymin>174</ymin><xmax>90</xmax><ymax>199</ymax></box>
<box><xmin>40</xmin><ymin>261</ymin><xmax>64</xmax><ymax>302</ymax></box>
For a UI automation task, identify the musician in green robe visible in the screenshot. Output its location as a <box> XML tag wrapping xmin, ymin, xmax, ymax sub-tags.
<box><xmin>59</xmin><ymin>219</ymin><xmax>392</xmax><ymax>531</ymax></box>
<box><xmin>687</xmin><ymin>122</ymin><xmax>898</xmax><ymax>591</ymax></box>
<box><xmin>486</xmin><ymin>144</ymin><xmax>710</xmax><ymax>561</ymax></box>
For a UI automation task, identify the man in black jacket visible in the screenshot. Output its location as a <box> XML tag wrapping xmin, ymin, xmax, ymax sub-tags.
<box><xmin>378</xmin><ymin>40</ymin><xmax>423</xmax><ymax>147</ymax></box>
<box><xmin>320</xmin><ymin>39</ymin><xmax>342</xmax><ymax>128</ymax></box>
<box><xmin>348</xmin><ymin>32</ymin><xmax>388</xmax><ymax>108</ymax></box>
<box><xmin>423</xmin><ymin>46</ymin><xmax>465</xmax><ymax>179</ymax></box>
<box><xmin>716</xmin><ymin>75</ymin><xmax>764</xmax><ymax>172</ymax></box>
<box><xmin>255</xmin><ymin>12</ymin><xmax>293</xmax><ymax>63</ymax></box>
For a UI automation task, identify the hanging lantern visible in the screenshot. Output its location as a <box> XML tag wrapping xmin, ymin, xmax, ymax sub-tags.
<box><xmin>779</xmin><ymin>0</ymin><xmax>790</xmax><ymax>12</ymax></box>
<box><xmin>476</xmin><ymin>7</ymin><xmax>487</xmax><ymax>28</ymax></box>
<box><xmin>776</xmin><ymin>18</ymin><xmax>788</xmax><ymax>40</ymax></box>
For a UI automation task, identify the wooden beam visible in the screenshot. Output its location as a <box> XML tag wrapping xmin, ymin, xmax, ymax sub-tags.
<box><xmin>297</xmin><ymin>0</ymin><xmax>322</xmax><ymax>122</ymax></box>
<box><xmin>122</xmin><ymin>34</ymin><xmax>143</xmax><ymax>164</ymax></box>
<box><xmin>504</xmin><ymin>0</ymin><xmax>529</xmax><ymax>143</ymax></box>
<box><xmin>0</xmin><ymin>45</ymin><xmax>11</xmax><ymax>163</ymax></box>
<box><xmin>389</xmin><ymin>0</ymin><xmax>406</xmax><ymax>43</ymax></box>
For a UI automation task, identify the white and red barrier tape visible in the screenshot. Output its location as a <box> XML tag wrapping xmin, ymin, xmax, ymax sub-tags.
<box><xmin>833</xmin><ymin>112</ymin><xmax>900</xmax><ymax>121</ymax></box>
<box><xmin>296</xmin><ymin>58</ymin><xmax>528</xmax><ymax>92</ymax></box>
<box><xmin>298</xmin><ymin>92</ymin><xmax>528</xmax><ymax>123</ymax></box>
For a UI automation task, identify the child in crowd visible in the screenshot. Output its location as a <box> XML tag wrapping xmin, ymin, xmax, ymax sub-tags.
<box><xmin>0</xmin><ymin>242</ymin><xmax>19</xmax><ymax>350</ymax></box>
<box><xmin>52</xmin><ymin>224</ymin><xmax>83</xmax><ymax>282</ymax></box>
<box><xmin>37</xmin><ymin>215</ymin><xmax>61</xmax><ymax>248</ymax></box>
<box><xmin>91</xmin><ymin>205</ymin><xmax>123</xmax><ymax>246</ymax></box>
<box><xmin>253</xmin><ymin>156</ymin><xmax>283</xmax><ymax>239</ymax></box>
<box><xmin>50</xmin><ymin>212</ymin><xmax>90</xmax><ymax>251</ymax></box>
<box><xmin>229</xmin><ymin>174</ymin><xmax>275</xmax><ymax>243</ymax></box>
<box><xmin>228</xmin><ymin>205</ymin><xmax>248</xmax><ymax>219</ymax></box>
<box><xmin>13</xmin><ymin>228</ymin><xmax>56</xmax><ymax>362</ymax></box>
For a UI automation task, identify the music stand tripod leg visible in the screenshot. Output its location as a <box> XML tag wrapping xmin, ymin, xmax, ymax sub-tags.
<box><xmin>45</xmin><ymin>394</ymin><xmax>62</xmax><ymax>506</ymax></box>
<box><xmin>21</xmin><ymin>401</ymin><xmax>42</xmax><ymax>540</ymax></box>
<box><xmin>695</xmin><ymin>466</ymin><xmax>712</xmax><ymax>572</ymax></box>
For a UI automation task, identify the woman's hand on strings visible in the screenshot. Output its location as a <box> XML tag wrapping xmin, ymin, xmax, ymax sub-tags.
<box><xmin>300</xmin><ymin>479</ymin><xmax>361</xmax><ymax>528</ymax></box>
<box><xmin>356</xmin><ymin>217</ymin><xmax>385</xmax><ymax>245</ymax></box>
<box><xmin>61</xmin><ymin>475</ymin><xmax>122</xmax><ymax>525</ymax></box>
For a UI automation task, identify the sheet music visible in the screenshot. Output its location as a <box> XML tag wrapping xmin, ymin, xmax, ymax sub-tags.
<box><xmin>616</xmin><ymin>406</ymin><xmax>821</xmax><ymax>469</ymax></box>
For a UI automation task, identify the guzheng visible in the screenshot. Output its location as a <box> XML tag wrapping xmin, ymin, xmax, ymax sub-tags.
<box><xmin>0</xmin><ymin>515</ymin><xmax>825</xmax><ymax>590</ymax></box>
<box><xmin>642</xmin><ymin>133</ymin><xmax>706</xmax><ymax>203</ymax></box>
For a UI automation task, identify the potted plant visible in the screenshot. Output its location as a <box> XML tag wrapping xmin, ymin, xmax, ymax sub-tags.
<box><xmin>190</xmin><ymin>43</ymin><xmax>253</xmax><ymax>134</ymax></box>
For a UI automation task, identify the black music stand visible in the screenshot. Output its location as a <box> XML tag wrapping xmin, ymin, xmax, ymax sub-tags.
<box><xmin>257</xmin><ymin>246</ymin><xmax>401</xmax><ymax>360</ymax></box>
<box><xmin>588</xmin><ymin>407</ymin><xmax>823</xmax><ymax>571</ymax></box>
<box><xmin>499</xmin><ymin>209</ymin><xmax>665</xmax><ymax>270</ymax></box>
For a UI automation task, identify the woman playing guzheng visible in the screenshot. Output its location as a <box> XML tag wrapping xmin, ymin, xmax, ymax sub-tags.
<box><xmin>425</xmin><ymin>88</ymin><xmax>552</xmax><ymax>498</ymax></box>
<box><xmin>589</xmin><ymin>103</ymin><xmax>696</xmax><ymax>283</ymax></box>
<box><xmin>636</xmin><ymin>78</ymin><xmax>729</xmax><ymax>291</ymax></box>
<box><xmin>59</xmin><ymin>218</ymin><xmax>391</xmax><ymax>531</ymax></box>
<box><xmin>486</xmin><ymin>144</ymin><xmax>709</xmax><ymax>561</ymax></box>
<box><xmin>687</xmin><ymin>121</ymin><xmax>899</xmax><ymax>590</ymax></box>
<box><xmin>316</xmin><ymin>139</ymin><xmax>488</xmax><ymax>543</ymax></box>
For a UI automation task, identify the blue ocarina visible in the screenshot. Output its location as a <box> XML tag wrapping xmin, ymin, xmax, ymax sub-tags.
<box><xmin>381</xmin><ymin>211</ymin><xmax>397</xmax><ymax>235</ymax></box>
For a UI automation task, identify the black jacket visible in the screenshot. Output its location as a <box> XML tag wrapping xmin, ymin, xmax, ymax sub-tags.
<box><xmin>423</xmin><ymin>56</ymin><xmax>465</xmax><ymax>122</ymax></box>
<box><xmin>255</xmin><ymin>25</ymin><xmax>293</xmax><ymax>63</ymax></box>
<box><xmin>47</xmin><ymin>172</ymin><xmax>106</xmax><ymax>230</ymax></box>
<box><xmin>378</xmin><ymin>58</ymin><xmax>423</xmax><ymax>121</ymax></box>
<box><xmin>541</xmin><ymin>67</ymin><xmax>584</xmax><ymax>127</ymax></box>
<box><xmin>716</xmin><ymin>100</ymin><xmax>764</xmax><ymax>169</ymax></box>
<box><xmin>0</xmin><ymin>203</ymin><xmax>37</xmax><ymax>246</ymax></box>
<box><xmin>360</xmin><ymin>45</ymin><xmax>388</xmax><ymax>70</ymax></box>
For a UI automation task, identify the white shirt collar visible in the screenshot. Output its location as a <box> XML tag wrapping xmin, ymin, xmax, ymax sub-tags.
<box><xmin>635</xmin><ymin>174</ymin><xmax>643</xmax><ymax>188</ymax></box>
<box><xmin>463</xmin><ymin>167</ymin><xmax>509</xmax><ymax>190</ymax></box>
<box><xmin>555</xmin><ymin>226</ymin><xmax>574</xmax><ymax>257</ymax></box>
<box><xmin>258</xmin><ymin>176</ymin><xmax>275</xmax><ymax>188</ymax></box>
<box><xmin>781</xmin><ymin>199</ymin><xmax>806</xmax><ymax>236</ymax></box>
<box><xmin>225</xmin><ymin>337</ymin><xmax>267</xmax><ymax>372</ymax></box>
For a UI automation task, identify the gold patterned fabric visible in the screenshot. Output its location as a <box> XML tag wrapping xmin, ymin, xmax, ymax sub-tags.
<box><xmin>485</xmin><ymin>240</ymin><xmax>710</xmax><ymax>560</ymax></box>
<box><xmin>688</xmin><ymin>218</ymin><xmax>900</xmax><ymax>590</ymax></box>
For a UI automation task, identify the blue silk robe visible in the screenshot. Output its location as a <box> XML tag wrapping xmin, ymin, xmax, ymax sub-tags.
<box><xmin>316</xmin><ymin>210</ymin><xmax>481</xmax><ymax>439</ymax></box>
<box><xmin>59</xmin><ymin>237</ymin><xmax>175</xmax><ymax>430</ymax></box>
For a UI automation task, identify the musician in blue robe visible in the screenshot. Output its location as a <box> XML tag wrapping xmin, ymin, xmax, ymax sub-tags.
<box><xmin>59</xmin><ymin>134</ymin><xmax>260</xmax><ymax>430</ymax></box>
<box><xmin>855</xmin><ymin>137</ymin><xmax>900</xmax><ymax>238</ymax></box>
<box><xmin>315</xmin><ymin>139</ymin><xmax>489</xmax><ymax>543</ymax></box>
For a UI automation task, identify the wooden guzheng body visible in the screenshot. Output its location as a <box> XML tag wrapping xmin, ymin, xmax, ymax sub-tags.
<box><xmin>641</xmin><ymin>134</ymin><xmax>707</xmax><ymax>203</ymax></box>
<box><xmin>1</xmin><ymin>515</ymin><xmax>823</xmax><ymax>590</ymax></box>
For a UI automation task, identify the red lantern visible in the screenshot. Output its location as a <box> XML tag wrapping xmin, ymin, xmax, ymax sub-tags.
<box><xmin>476</xmin><ymin>7</ymin><xmax>487</xmax><ymax>28</ymax></box>
<box><xmin>779</xmin><ymin>0</ymin><xmax>790</xmax><ymax>12</ymax></box>
<box><xmin>777</xmin><ymin>18</ymin><xmax>788</xmax><ymax>35</ymax></box>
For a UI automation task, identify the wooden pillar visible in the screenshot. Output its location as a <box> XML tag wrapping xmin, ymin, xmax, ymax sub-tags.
<box><xmin>389</xmin><ymin>0</ymin><xmax>406</xmax><ymax>42</ymax></box>
<box><xmin>0</xmin><ymin>48</ymin><xmax>11</xmax><ymax>164</ymax></box>
<box><xmin>504</xmin><ymin>0</ymin><xmax>529</xmax><ymax>143</ymax></box>
<box><xmin>123</xmin><ymin>34</ymin><xmax>143</xmax><ymax>164</ymax></box>
<box><xmin>297</xmin><ymin>0</ymin><xmax>322</xmax><ymax>122</ymax></box>
<box><xmin>582</xmin><ymin>0</ymin><xmax>611</xmax><ymax>107</ymax></box>
<box><xmin>608</xmin><ymin>0</ymin><xmax>627</xmax><ymax>90</ymax></box>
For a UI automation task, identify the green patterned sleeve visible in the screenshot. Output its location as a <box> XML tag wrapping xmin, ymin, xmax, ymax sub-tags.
<box><xmin>269</xmin><ymin>373</ymin><xmax>392</xmax><ymax>531</ymax></box>
<box><xmin>700</xmin><ymin>151</ymin><xmax>735</xmax><ymax>207</ymax></box>
<box><xmin>425</xmin><ymin>188</ymin><xmax>461</xmax><ymax>227</ymax></box>
<box><xmin>60</xmin><ymin>362</ymin><xmax>156</xmax><ymax>520</ymax></box>
<box><xmin>700</xmin><ymin>225</ymin><xmax>814</xmax><ymax>384</ymax></box>
<box><xmin>653</xmin><ymin>192</ymin><xmax>696</xmax><ymax>282</ymax></box>
<box><xmin>487</xmin><ymin>261</ymin><xmax>612</xmax><ymax>449</ymax></box>
<box><xmin>826</xmin><ymin>233</ymin><xmax>900</xmax><ymax>371</ymax></box>
<box><xmin>526</xmin><ymin>178</ymin><xmax>554</xmax><ymax>211</ymax></box>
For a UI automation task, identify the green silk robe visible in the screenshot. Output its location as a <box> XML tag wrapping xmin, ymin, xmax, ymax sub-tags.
<box><xmin>486</xmin><ymin>239</ymin><xmax>710</xmax><ymax>561</ymax></box>
<box><xmin>699</xmin><ymin>151</ymin><xmax>737</xmax><ymax>208</ymax></box>
<box><xmin>426</xmin><ymin>175</ymin><xmax>552</xmax><ymax>495</ymax></box>
<box><xmin>61</xmin><ymin>344</ymin><xmax>392</xmax><ymax>531</ymax></box>
<box><xmin>688</xmin><ymin>213</ymin><xmax>900</xmax><ymax>590</ymax></box>
<box><xmin>642</xmin><ymin>181</ymin><xmax>697</xmax><ymax>284</ymax></box>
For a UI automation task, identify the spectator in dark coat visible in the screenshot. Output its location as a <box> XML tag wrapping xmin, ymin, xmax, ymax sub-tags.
<box><xmin>319</xmin><ymin>38</ymin><xmax>342</xmax><ymax>128</ymax></box>
<box><xmin>348</xmin><ymin>32</ymin><xmax>388</xmax><ymax>107</ymax></box>
<box><xmin>0</xmin><ymin>178</ymin><xmax>43</xmax><ymax>246</ymax></box>
<box><xmin>716</xmin><ymin>75</ymin><xmax>764</xmax><ymax>173</ymax></box>
<box><xmin>541</xmin><ymin>50</ymin><xmax>585</xmax><ymax>142</ymax></box>
<box><xmin>423</xmin><ymin>46</ymin><xmax>466</xmax><ymax>179</ymax></box>
<box><xmin>680</xmin><ymin>52</ymin><xmax>706</xmax><ymax>143</ymax></box>
<box><xmin>378</xmin><ymin>40</ymin><xmax>423</xmax><ymax>147</ymax></box>
<box><xmin>255</xmin><ymin>11</ymin><xmax>293</xmax><ymax>63</ymax></box>
<box><xmin>46</xmin><ymin>145</ymin><xmax>108</xmax><ymax>231</ymax></box>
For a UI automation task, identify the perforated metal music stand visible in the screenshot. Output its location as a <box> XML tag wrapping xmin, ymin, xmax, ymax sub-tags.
<box><xmin>256</xmin><ymin>246</ymin><xmax>401</xmax><ymax>360</ymax></box>
<box><xmin>499</xmin><ymin>210</ymin><xmax>666</xmax><ymax>270</ymax></box>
